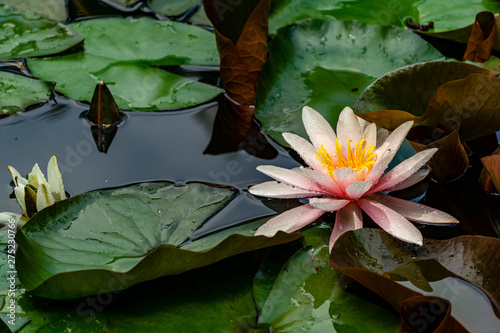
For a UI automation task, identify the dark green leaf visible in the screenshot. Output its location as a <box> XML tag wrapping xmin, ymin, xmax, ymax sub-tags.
<box><xmin>0</xmin><ymin>5</ymin><xmax>82</xmax><ymax>60</ymax></box>
<box><xmin>256</xmin><ymin>18</ymin><xmax>443</xmax><ymax>146</ymax></box>
<box><xmin>0</xmin><ymin>71</ymin><xmax>54</xmax><ymax>115</ymax></box>
<box><xmin>15</xmin><ymin>182</ymin><xmax>301</xmax><ymax>299</ymax></box>
<box><xmin>147</xmin><ymin>0</ymin><xmax>200</xmax><ymax>17</ymax></box>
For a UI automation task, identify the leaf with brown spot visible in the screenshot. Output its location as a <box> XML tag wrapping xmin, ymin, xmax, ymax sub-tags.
<box><xmin>464</xmin><ymin>11</ymin><xmax>497</xmax><ymax>62</ymax></box>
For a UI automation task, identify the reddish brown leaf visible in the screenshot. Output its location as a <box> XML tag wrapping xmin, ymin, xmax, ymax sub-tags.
<box><xmin>406</xmin><ymin>120</ymin><xmax>469</xmax><ymax>182</ymax></box>
<box><xmin>481</xmin><ymin>148</ymin><xmax>500</xmax><ymax>193</ymax></box>
<box><xmin>464</xmin><ymin>11</ymin><xmax>496</xmax><ymax>62</ymax></box>
<box><xmin>88</xmin><ymin>81</ymin><xmax>121</xmax><ymax>125</ymax></box>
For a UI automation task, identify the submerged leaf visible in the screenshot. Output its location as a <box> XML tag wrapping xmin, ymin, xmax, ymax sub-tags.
<box><xmin>0</xmin><ymin>4</ymin><xmax>82</xmax><ymax>60</ymax></box>
<box><xmin>15</xmin><ymin>182</ymin><xmax>301</xmax><ymax>299</ymax></box>
<box><xmin>0</xmin><ymin>71</ymin><xmax>54</xmax><ymax>115</ymax></box>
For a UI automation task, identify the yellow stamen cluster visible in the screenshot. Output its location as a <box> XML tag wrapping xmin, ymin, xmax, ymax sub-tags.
<box><xmin>316</xmin><ymin>137</ymin><xmax>377</xmax><ymax>177</ymax></box>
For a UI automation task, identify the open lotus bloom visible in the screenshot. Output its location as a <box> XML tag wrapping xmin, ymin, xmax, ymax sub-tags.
<box><xmin>1</xmin><ymin>156</ymin><xmax>66</xmax><ymax>228</ymax></box>
<box><xmin>249</xmin><ymin>106</ymin><xmax>459</xmax><ymax>251</ymax></box>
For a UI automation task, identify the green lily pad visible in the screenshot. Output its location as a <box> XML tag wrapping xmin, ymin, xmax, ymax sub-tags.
<box><xmin>15</xmin><ymin>182</ymin><xmax>301</xmax><ymax>299</ymax></box>
<box><xmin>28</xmin><ymin>53</ymin><xmax>222</xmax><ymax>110</ymax></box>
<box><xmin>0</xmin><ymin>71</ymin><xmax>54</xmax><ymax>115</ymax></box>
<box><xmin>268</xmin><ymin>0</ymin><xmax>500</xmax><ymax>35</ymax></box>
<box><xmin>0</xmin><ymin>5</ymin><xmax>82</xmax><ymax>60</ymax></box>
<box><xmin>255</xmin><ymin>18</ymin><xmax>443</xmax><ymax>146</ymax></box>
<box><xmin>147</xmin><ymin>0</ymin><xmax>200</xmax><ymax>16</ymax></box>
<box><xmin>26</xmin><ymin>17</ymin><xmax>222</xmax><ymax>110</ymax></box>
<box><xmin>0</xmin><ymin>0</ymin><xmax>67</xmax><ymax>21</ymax></box>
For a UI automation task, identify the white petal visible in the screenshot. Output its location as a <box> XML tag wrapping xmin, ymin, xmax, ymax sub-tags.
<box><xmin>296</xmin><ymin>168</ymin><xmax>344</xmax><ymax>197</ymax></box>
<box><xmin>47</xmin><ymin>156</ymin><xmax>66</xmax><ymax>201</ymax></box>
<box><xmin>345</xmin><ymin>181</ymin><xmax>373</xmax><ymax>200</ymax></box>
<box><xmin>365</xmin><ymin>151</ymin><xmax>396</xmax><ymax>184</ymax></box>
<box><xmin>356</xmin><ymin>116</ymin><xmax>371</xmax><ymax>132</ymax></box>
<box><xmin>257</xmin><ymin>165</ymin><xmax>324</xmax><ymax>192</ymax></box>
<box><xmin>309</xmin><ymin>197</ymin><xmax>351</xmax><ymax>212</ymax></box>
<box><xmin>282</xmin><ymin>133</ymin><xmax>326</xmax><ymax>172</ymax></box>
<box><xmin>330</xmin><ymin>203</ymin><xmax>363</xmax><ymax>252</ymax></box>
<box><xmin>336</xmin><ymin>107</ymin><xmax>362</xmax><ymax>148</ymax></box>
<box><xmin>369</xmin><ymin>193</ymin><xmax>459</xmax><ymax>224</ymax></box>
<box><xmin>7</xmin><ymin>166</ymin><xmax>24</xmax><ymax>187</ymax></box>
<box><xmin>376</xmin><ymin>128</ymin><xmax>389</xmax><ymax>149</ymax></box>
<box><xmin>36</xmin><ymin>183</ymin><xmax>55</xmax><ymax>212</ymax></box>
<box><xmin>302</xmin><ymin>106</ymin><xmax>336</xmax><ymax>149</ymax></box>
<box><xmin>27</xmin><ymin>163</ymin><xmax>49</xmax><ymax>190</ymax></box>
<box><xmin>0</xmin><ymin>212</ymin><xmax>22</xmax><ymax>227</ymax></box>
<box><xmin>370</xmin><ymin>148</ymin><xmax>438</xmax><ymax>193</ymax></box>
<box><xmin>385</xmin><ymin>169</ymin><xmax>429</xmax><ymax>192</ymax></box>
<box><xmin>357</xmin><ymin>198</ymin><xmax>423</xmax><ymax>245</ymax></box>
<box><xmin>249</xmin><ymin>181</ymin><xmax>322</xmax><ymax>199</ymax></box>
<box><xmin>376</xmin><ymin>121</ymin><xmax>413</xmax><ymax>159</ymax></box>
<box><xmin>14</xmin><ymin>185</ymin><xmax>26</xmax><ymax>213</ymax></box>
<box><xmin>362</xmin><ymin>123</ymin><xmax>377</xmax><ymax>148</ymax></box>
<box><xmin>254</xmin><ymin>204</ymin><xmax>325</xmax><ymax>236</ymax></box>
<box><xmin>331</xmin><ymin>167</ymin><xmax>357</xmax><ymax>192</ymax></box>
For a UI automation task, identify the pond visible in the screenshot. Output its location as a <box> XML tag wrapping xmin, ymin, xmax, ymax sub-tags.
<box><xmin>1</xmin><ymin>0</ymin><xmax>500</xmax><ymax>332</ymax></box>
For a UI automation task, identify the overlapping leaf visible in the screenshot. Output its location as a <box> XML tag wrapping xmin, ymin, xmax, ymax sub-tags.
<box><xmin>330</xmin><ymin>228</ymin><xmax>500</xmax><ymax>331</ymax></box>
<box><xmin>255</xmin><ymin>18</ymin><xmax>443</xmax><ymax>146</ymax></box>
<box><xmin>15</xmin><ymin>182</ymin><xmax>301</xmax><ymax>299</ymax></box>
<box><xmin>0</xmin><ymin>5</ymin><xmax>82</xmax><ymax>60</ymax></box>
<box><xmin>0</xmin><ymin>71</ymin><xmax>54</xmax><ymax>115</ymax></box>
<box><xmin>27</xmin><ymin>17</ymin><xmax>222</xmax><ymax>110</ymax></box>
<box><xmin>268</xmin><ymin>0</ymin><xmax>500</xmax><ymax>36</ymax></box>
<box><xmin>0</xmin><ymin>0</ymin><xmax>67</xmax><ymax>21</ymax></box>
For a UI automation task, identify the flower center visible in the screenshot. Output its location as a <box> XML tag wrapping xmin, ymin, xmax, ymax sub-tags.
<box><xmin>315</xmin><ymin>137</ymin><xmax>377</xmax><ymax>176</ymax></box>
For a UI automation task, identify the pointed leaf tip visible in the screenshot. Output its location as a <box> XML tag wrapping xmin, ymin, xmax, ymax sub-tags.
<box><xmin>88</xmin><ymin>81</ymin><xmax>121</xmax><ymax>125</ymax></box>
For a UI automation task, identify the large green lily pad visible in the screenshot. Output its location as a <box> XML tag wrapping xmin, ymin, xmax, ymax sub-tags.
<box><xmin>27</xmin><ymin>17</ymin><xmax>222</xmax><ymax>110</ymax></box>
<box><xmin>0</xmin><ymin>71</ymin><xmax>54</xmax><ymax>115</ymax></box>
<box><xmin>15</xmin><ymin>182</ymin><xmax>301</xmax><ymax>299</ymax></box>
<box><xmin>268</xmin><ymin>0</ymin><xmax>500</xmax><ymax>35</ymax></box>
<box><xmin>0</xmin><ymin>5</ymin><xmax>82</xmax><ymax>60</ymax></box>
<box><xmin>255</xmin><ymin>18</ymin><xmax>443</xmax><ymax>146</ymax></box>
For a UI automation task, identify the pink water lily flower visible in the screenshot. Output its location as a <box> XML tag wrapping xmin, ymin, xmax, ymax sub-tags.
<box><xmin>249</xmin><ymin>106</ymin><xmax>458</xmax><ymax>251</ymax></box>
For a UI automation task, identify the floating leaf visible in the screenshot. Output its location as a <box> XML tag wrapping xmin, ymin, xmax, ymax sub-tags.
<box><xmin>0</xmin><ymin>71</ymin><xmax>54</xmax><ymax>115</ymax></box>
<box><xmin>268</xmin><ymin>0</ymin><xmax>500</xmax><ymax>35</ymax></box>
<box><xmin>406</xmin><ymin>120</ymin><xmax>469</xmax><ymax>182</ymax></box>
<box><xmin>0</xmin><ymin>4</ymin><xmax>82</xmax><ymax>60</ymax></box>
<box><xmin>27</xmin><ymin>17</ymin><xmax>223</xmax><ymax>110</ymax></box>
<box><xmin>0</xmin><ymin>0</ymin><xmax>67</xmax><ymax>21</ymax></box>
<box><xmin>28</xmin><ymin>53</ymin><xmax>222</xmax><ymax>110</ymax></box>
<box><xmin>357</xmin><ymin>72</ymin><xmax>500</xmax><ymax>142</ymax></box>
<box><xmin>330</xmin><ymin>228</ymin><xmax>500</xmax><ymax>331</ymax></box>
<box><xmin>255</xmin><ymin>18</ymin><xmax>443</xmax><ymax>146</ymax></box>
<box><xmin>15</xmin><ymin>182</ymin><xmax>301</xmax><ymax>299</ymax></box>
<box><xmin>147</xmin><ymin>0</ymin><xmax>200</xmax><ymax>16</ymax></box>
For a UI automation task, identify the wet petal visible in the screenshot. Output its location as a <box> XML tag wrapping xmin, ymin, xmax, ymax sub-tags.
<box><xmin>254</xmin><ymin>204</ymin><xmax>324</xmax><ymax>236</ymax></box>
<box><xmin>302</xmin><ymin>106</ymin><xmax>336</xmax><ymax>149</ymax></box>
<box><xmin>365</xmin><ymin>151</ymin><xmax>396</xmax><ymax>184</ymax></box>
<box><xmin>369</xmin><ymin>193</ymin><xmax>459</xmax><ymax>224</ymax></box>
<box><xmin>375</xmin><ymin>121</ymin><xmax>413</xmax><ymax>159</ymax></box>
<box><xmin>385</xmin><ymin>169</ymin><xmax>429</xmax><ymax>192</ymax></box>
<box><xmin>296</xmin><ymin>168</ymin><xmax>344</xmax><ymax>197</ymax></box>
<box><xmin>249</xmin><ymin>181</ymin><xmax>322</xmax><ymax>199</ymax></box>
<box><xmin>282</xmin><ymin>132</ymin><xmax>326</xmax><ymax>172</ymax></box>
<box><xmin>336</xmin><ymin>107</ymin><xmax>362</xmax><ymax>149</ymax></box>
<box><xmin>47</xmin><ymin>156</ymin><xmax>66</xmax><ymax>201</ymax></box>
<box><xmin>370</xmin><ymin>148</ymin><xmax>437</xmax><ymax>193</ymax></box>
<box><xmin>362</xmin><ymin>123</ymin><xmax>377</xmax><ymax>148</ymax></box>
<box><xmin>357</xmin><ymin>198</ymin><xmax>423</xmax><ymax>245</ymax></box>
<box><xmin>332</xmin><ymin>167</ymin><xmax>357</xmax><ymax>192</ymax></box>
<box><xmin>257</xmin><ymin>165</ymin><xmax>324</xmax><ymax>192</ymax></box>
<box><xmin>309</xmin><ymin>197</ymin><xmax>351</xmax><ymax>212</ymax></box>
<box><xmin>330</xmin><ymin>203</ymin><xmax>363</xmax><ymax>252</ymax></box>
<box><xmin>345</xmin><ymin>181</ymin><xmax>373</xmax><ymax>200</ymax></box>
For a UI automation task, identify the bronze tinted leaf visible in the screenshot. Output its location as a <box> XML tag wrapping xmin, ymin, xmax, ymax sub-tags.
<box><xmin>463</xmin><ymin>11</ymin><xmax>497</xmax><ymax>62</ymax></box>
